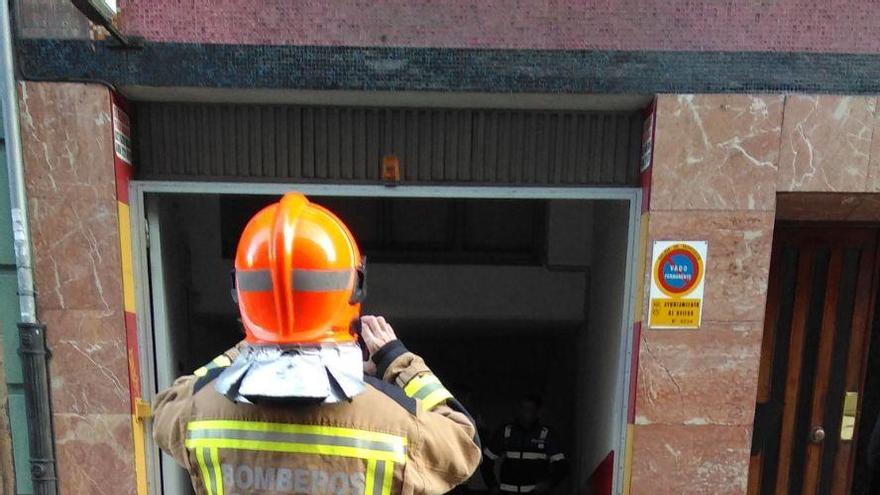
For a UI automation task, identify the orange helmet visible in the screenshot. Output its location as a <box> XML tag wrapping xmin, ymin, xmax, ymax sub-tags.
<box><xmin>233</xmin><ymin>193</ymin><xmax>365</xmax><ymax>345</ymax></box>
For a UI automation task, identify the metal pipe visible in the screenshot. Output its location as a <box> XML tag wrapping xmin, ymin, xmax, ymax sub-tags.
<box><xmin>17</xmin><ymin>323</ymin><xmax>56</xmax><ymax>493</ymax></box>
<box><xmin>2</xmin><ymin>0</ymin><xmax>34</xmax><ymax>324</ymax></box>
<box><xmin>0</xmin><ymin>1</ymin><xmax>58</xmax><ymax>493</ymax></box>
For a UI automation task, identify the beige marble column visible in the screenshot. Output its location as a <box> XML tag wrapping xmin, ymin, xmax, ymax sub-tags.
<box><xmin>630</xmin><ymin>94</ymin><xmax>783</xmax><ymax>495</ymax></box>
<box><xmin>19</xmin><ymin>82</ymin><xmax>135</xmax><ymax>494</ymax></box>
<box><xmin>777</xmin><ymin>95</ymin><xmax>877</xmax><ymax>193</ymax></box>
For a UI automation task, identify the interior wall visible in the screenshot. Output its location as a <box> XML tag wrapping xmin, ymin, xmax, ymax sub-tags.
<box><xmin>576</xmin><ymin>201</ymin><xmax>631</xmax><ymax>489</ymax></box>
<box><xmin>153</xmin><ymin>193</ymin><xmax>610</xmax><ymax>494</ymax></box>
<box><xmin>159</xmin><ymin>194</ymin><xmax>593</xmax><ymax>370</ymax></box>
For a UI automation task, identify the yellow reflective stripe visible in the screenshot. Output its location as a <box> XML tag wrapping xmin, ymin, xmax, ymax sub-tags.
<box><xmin>404</xmin><ymin>373</ymin><xmax>454</xmax><ymax>409</ymax></box>
<box><xmin>184</xmin><ymin>438</ymin><xmax>404</xmax><ymax>463</ymax></box>
<box><xmin>211</xmin><ymin>448</ymin><xmax>224</xmax><ymax>495</ymax></box>
<box><xmin>195</xmin><ymin>448</ymin><xmax>214</xmax><ymax>495</ymax></box>
<box><xmin>187</xmin><ymin>420</ymin><xmax>407</xmax><ymax>446</ymax></box>
<box><xmin>365</xmin><ymin>459</ymin><xmax>377</xmax><ymax>495</ymax></box>
<box><xmin>193</xmin><ymin>354</ymin><xmax>231</xmax><ymax>377</ymax></box>
<box><xmin>403</xmin><ymin>374</ymin><xmax>441</xmax><ymax>398</ymax></box>
<box><xmin>381</xmin><ymin>460</ymin><xmax>394</xmax><ymax>495</ymax></box>
<box><xmin>422</xmin><ymin>387</ymin><xmax>454</xmax><ymax>410</ymax></box>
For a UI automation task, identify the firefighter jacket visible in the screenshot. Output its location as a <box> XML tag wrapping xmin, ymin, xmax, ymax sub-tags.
<box><xmin>153</xmin><ymin>340</ymin><xmax>481</xmax><ymax>495</ymax></box>
<box><xmin>482</xmin><ymin>423</ymin><xmax>567</xmax><ymax>493</ymax></box>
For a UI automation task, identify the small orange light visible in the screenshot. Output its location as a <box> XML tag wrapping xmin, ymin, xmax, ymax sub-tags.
<box><xmin>382</xmin><ymin>155</ymin><xmax>401</xmax><ymax>183</ymax></box>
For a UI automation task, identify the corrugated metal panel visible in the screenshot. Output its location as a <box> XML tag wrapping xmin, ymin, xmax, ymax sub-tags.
<box><xmin>135</xmin><ymin>103</ymin><xmax>643</xmax><ymax>186</ymax></box>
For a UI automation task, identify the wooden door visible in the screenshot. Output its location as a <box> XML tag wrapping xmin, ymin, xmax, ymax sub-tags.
<box><xmin>747</xmin><ymin>225</ymin><xmax>880</xmax><ymax>495</ymax></box>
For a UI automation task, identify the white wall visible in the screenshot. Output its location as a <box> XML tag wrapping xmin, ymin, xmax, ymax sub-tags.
<box><xmin>575</xmin><ymin>201</ymin><xmax>630</xmax><ymax>489</ymax></box>
<box><xmin>171</xmin><ymin>195</ymin><xmax>593</xmax><ymax>323</ymax></box>
<box><xmin>365</xmin><ymin>264</ymin><xmax>586</xmax><ymax>321</ymax></box>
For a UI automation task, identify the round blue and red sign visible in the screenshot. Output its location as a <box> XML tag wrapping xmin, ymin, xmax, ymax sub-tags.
<box><xmin>654</xmin><ymin>244</ymin><xmax>704</xmax><ymax>297</ymax></box>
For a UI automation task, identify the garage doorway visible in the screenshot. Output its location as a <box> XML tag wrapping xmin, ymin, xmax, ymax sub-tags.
<box><xmin>130</xmin><ymin>184</ymin><xmax>640</xmax><ymax>495</ymax></box>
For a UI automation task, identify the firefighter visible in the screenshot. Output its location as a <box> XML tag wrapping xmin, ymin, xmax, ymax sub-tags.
<box><xmin>482</xmin><ymin>395</ymin><xmax>568</xmax><ymax>495</ymax></box>
<box><xmin>152</xmin><ymin>192</ymin><xmax>481</xmax><ymax>495</ymax></box>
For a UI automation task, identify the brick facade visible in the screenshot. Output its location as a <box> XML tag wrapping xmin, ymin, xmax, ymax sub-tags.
<box><xmin>116</xmin><ymin>0</ymin><xmax>880</xmax><ymax>52</ymax></box>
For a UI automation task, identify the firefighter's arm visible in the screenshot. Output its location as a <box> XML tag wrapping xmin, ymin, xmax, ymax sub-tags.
<box><xmin>152</xmin><ymin>341</ymin><xmax>245</xmax><ymax>468</ymax></box>
<box><xmin>409</xmin><ymin>401</ymin><xmax>482</xmax><ymax>494</ymax></box>
<box><xmin>375</xmin><ymin>341</ymin><xmax>480</xmax><ymax>493</ymax></box>
<box><xmin>152</xmin><ymin>374</ymin><xmax>196</xmax><ymax>469</ymax></box>
<box><xmin>363</xmin><ymin>317</ymin><xmax>481</xmax><ymax>492</ymax></box>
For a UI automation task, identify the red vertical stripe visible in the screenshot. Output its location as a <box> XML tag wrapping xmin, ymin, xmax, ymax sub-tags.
<box><xmin>115</xmin><ymin>161</ymin><xmax>132</xmax><ymax>204</ymax></box>
<box><xmin>112</xmin><ymin>90</ymin><xmax>140</xmax><ymax>410</ymax></box>
<box><xmin>124</xmin><ymin>311</ymin><xmax>141</xmax><ymax>410</ymax></box>
<box><xmin>639</xmin><ymin>165</ymin><xmax>652</xmax><ymax>214</ymax></box>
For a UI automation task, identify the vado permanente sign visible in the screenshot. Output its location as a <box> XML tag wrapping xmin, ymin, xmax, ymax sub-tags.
<box><xmin>649</xmin><ymin>240</ymin><xmax>708</xmax><ymax>329</ymax></box>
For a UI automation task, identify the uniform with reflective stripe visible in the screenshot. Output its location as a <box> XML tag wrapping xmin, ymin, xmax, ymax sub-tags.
<box><xmin>484</xmin><ymin>424</ymin><xmax>566</xmax><ymax>493</ymax></box>
<box><xmin>152</xmin><ymin>342</ymin><xmax>481</xmax><ymax>495</ymax></box>
<box><xmin>505</xmin><ymin>451</ymin><xmax>547</xmax><ymax>460</ymax></box>
<box><xmin>185</xmin><ymin>420</ymin><xmax>406</xmax><ymax>463</ymax></box>
<box><xmin>403</xmin><ymin>373</ymin><xmax>453</xmax><ymax>410</ymax></box>
<box><xmin>194</xmin><ymin>447</ymin><xmax>223</xmax><ymax>495</ymax></box>
<box><xmin>186</xmin><ymin>420</ymin><xmax>406</xmax><ymax>495</ymax></box>
<box><xmin>500</xmin><ymin>483</ymin><xmax>536</xmax><ymax>493</ymax></box>
<box><xmin>194</xmin><ymin>354</ymin><xmax>232</xmax><ymax>378</ymax></box>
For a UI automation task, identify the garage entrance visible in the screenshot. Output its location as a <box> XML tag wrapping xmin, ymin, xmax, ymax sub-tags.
<box><xmin>132</xmin><ymin>185</ymin><xmax>638</xmax><ymax>495</ymax></box>
<box><xmin>128</xmin><ymin>99</ymin><xmax>646</xmax><ymax>495</ymax></box>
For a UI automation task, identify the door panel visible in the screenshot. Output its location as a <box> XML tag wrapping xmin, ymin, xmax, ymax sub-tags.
<box><xmin>146</xmin><ymin>195</ymin><xmax>194</xmax><ymax>495</ymax></box>
<box><xmin>748</xmin><ymin>226</ymin><xmax>880</xmax><ymax>495</ymax></box>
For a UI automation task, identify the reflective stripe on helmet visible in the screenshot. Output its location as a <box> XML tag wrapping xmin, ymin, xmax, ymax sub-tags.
<box><xmin>403</xmin><ymin>374</ymin><xmax>454</xmax><ymax>410</ymax></box>
<box><xmin>184</xmin><ymin>420</ymin><xmax>407</xmax><ymax>464</ymax></box>
<box><xmin>293</xmin><ymin>268</ymin><xmax>355</xmax><ymax>292</ymax></box>
<box><xmin>236</xmin><ymin>269</ymin><xmax>273</xmax><ymax>292</ymax></box>
<box><xmin>236</xmin><ymin>269</ymin><xmax>355</xmax><ymax>292</ymax></box>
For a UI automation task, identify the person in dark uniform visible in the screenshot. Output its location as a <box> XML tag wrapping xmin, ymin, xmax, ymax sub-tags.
<box><xmin>869</xmin><ymin>414</ymin><xmax>880</xmax><ymax>494</ymax></box>
<box><xmin>482</xmin><ymin>395</ymin><xmax>569</xmax><ymax>495</ymax></box>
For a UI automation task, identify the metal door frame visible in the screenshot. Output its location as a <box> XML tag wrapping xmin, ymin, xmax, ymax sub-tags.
<box><xmin>128</xmin><ymin>181</ymin><xmax>642</xmax><ymax>495</ymax></box>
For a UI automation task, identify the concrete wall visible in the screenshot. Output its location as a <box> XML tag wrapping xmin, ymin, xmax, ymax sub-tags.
<box><xmin>575</xmin><ymin>201</ymin><xmax>630</xmax><ymax>490</ymax></box>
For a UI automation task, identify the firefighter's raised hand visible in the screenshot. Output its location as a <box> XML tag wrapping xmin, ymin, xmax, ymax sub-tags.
<box><xmin>360</xmin><ymin>315</ymin><xmax>398</xmax><ymax>355</ymax></box>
